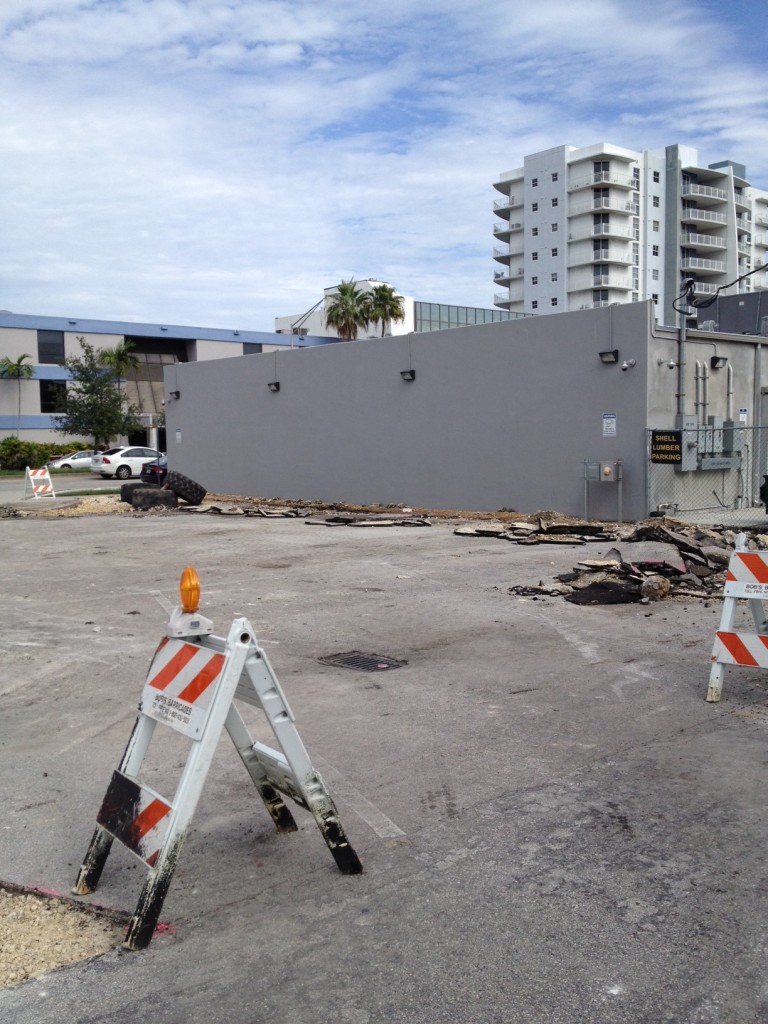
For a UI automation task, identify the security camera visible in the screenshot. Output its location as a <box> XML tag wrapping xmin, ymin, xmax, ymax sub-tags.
<box><xmin>161</xmin><ymin>400</ymin><xmax>166</xmax><ymax>406</ymax></box>
<box><xmin>621</xmin><ymin>358</ymin><xmax>636</xmax><ymax>371</ymax></box>
<box><xmin>666</xmin><ymin>360</ymin><xmax>675</xmax><ymax>369</ymax></box>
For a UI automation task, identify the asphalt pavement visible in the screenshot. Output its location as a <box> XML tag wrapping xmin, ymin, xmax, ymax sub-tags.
<box><xmin>1</xmin><ymin>510</ymin><xmax>768</xmax><ymax>1023</ymax></box>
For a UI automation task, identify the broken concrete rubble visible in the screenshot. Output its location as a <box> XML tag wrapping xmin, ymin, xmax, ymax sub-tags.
<box><xmin>499</xmin><ymin>517</ymin><xmax>768</xmax><ymax>605</ymax></box>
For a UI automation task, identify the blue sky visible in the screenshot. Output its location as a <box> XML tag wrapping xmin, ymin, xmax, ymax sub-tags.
<box><xmin>2</xmin><ymin>0</ymin><xmax>768</xmax><ymax>330</ymax></box>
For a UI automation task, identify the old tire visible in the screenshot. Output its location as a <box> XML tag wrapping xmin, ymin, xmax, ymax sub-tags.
<box><xmin>130</xmin><ymin>488</ymin><xmax>178</xmax><ymax>511</ymax></box>
<box><xmin>166</xmin><ymin>470</ymin><xmax>207</xmax><ymax>505</ymax></box>
<box><xmin>121</xmin><ymin>481</ymin><xmax>157</xmax><ymax>503</ymax></box>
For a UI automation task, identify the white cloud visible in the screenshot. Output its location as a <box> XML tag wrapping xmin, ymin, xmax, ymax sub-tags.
<box><xmin>1</xmin><ymin>0</ymin><xmax>768</xmax><ymax>327</ymax></box>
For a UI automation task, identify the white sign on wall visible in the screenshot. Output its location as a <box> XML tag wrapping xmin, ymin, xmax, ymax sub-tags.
<box><xmin>602</xmin><ymin>413</ymin><xmax>617</xmax><ymax>437</ymax></box>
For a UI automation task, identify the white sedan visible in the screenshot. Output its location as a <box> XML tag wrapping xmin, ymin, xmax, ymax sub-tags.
<box><xmin>91</xmin><ymin>446</ymin><xmax>165</xmax><ymax>479</ymax></box>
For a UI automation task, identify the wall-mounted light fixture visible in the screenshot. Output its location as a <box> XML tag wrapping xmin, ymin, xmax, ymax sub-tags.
<box><xmin>400</xmin><ymin>369</ymin><xmax>416</xmax><ymax>382</ymax></box>
<box><xmin>710</xmin><ymin>355</ymin><xmax>728</xmax><ymax>370</ymax></box>
<box><xmin>598</xmin><ymin>349</ymin><xmax>619</xmax><ymax>364</ymax></box>
<box><xmin>168</xmin><ymin>390</ymin><xmax>180</xmax><ymax>400</ymax></box>
<box><xmin>267</xmin><ymin>381</ymin><xmax>280</xmax><ymax>392</ymax></box>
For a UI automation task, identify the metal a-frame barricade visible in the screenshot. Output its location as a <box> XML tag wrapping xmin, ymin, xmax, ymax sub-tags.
<box><xmin>707</xmin><ymin>533</ymin><xmax>768</xmax><ymax>703</ymax></box>
<box><xmin>73</xmin><ymin>573</ymin><xmax>362</xmax><ymax>950</ymax></box>
<box><xmin>23</xmin><ymin>466</ymin><xmax>56</xmax><ymax>499</ymax></box>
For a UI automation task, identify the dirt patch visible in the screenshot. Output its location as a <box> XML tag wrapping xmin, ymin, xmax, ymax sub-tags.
<box><xmin>0</xmin><ymin>886</ymin><xmax>125</xmax><ymax>989</ymax></box>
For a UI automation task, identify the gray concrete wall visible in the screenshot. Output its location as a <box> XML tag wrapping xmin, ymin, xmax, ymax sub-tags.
<box><xmin>165</xmin><ymin>302</ymin><xmax>654</xmax><ymax>519</ymax></box>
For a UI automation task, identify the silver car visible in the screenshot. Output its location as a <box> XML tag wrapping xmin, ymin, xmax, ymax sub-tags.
<box><xmin>48</xmin><ymin>450</ymin><xmax>101</xmax><ymax>470</ymax></box>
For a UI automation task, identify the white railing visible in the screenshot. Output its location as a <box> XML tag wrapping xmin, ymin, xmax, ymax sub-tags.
<box><xmin>682</xmin><ymin>183</ymin><xmax>727</xmax><ymax>201</ymax></box>
<box><xmin>493</xmin><ymin>196</ymin><xmax>521</xmax><ymax>211</ymax></box>
<box><xmin>682</xmin><ymin>232</ymin><xmax>726</xmax><ymax>248</ymax></box>
<box><xmin>680</xmin><ymin>257</ymin><xmax>726</xmax><ymax>273</ymax></box>
<box><xmin>681</xmin><ymin>207</ymin><xmax>727</xmax><ymax>224</ymax></box>
<box><xmin>570</xmin><ymin>198</ymin><xmax>635</xmax><ymax>215</ymax></box>
<box><xmin>691</xmin><ymin>281</ymin><xmax>718</xmax><ymax>295</ymax></box>
<box><xmin>494</xmin><ymin>293</ymin><xmax>510</xmax><ymax>305</ymax></box>
<box><xmin>493</xmin><ymin>247</ymin><xmax>509</xmax><ymax>259</ymax></box>
<box><xmin>736</xmin><ymin>216</ymin><xmax>752</xmax><ymax>231</ymax></box>
<box><xmin>568</xmin><ymin>172</ymin><xmax>636</xmax><ymax>191</ymax></box>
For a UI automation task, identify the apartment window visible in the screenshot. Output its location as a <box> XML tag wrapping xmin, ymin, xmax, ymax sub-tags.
<box><xmin>652</xmin><ymin>293</ymin><xmax>659</xmax><ymax>304</ymax></box>
<box><xmin>39</xmin><ymin>380</ymin><xmax>66</xmax><ymax>414</ymax></box>
<box><xmin>531</xmin><ymin>177</ymin><xmax>538</xmax><ymax>187</ymax></box>
<box><xmin>551</xmin><ymin>248</ymin><xmax>558</xmax><ymax>257</ymax></box>
<box><xmin>551</xmin><ymin>198</ymin><xmax>558</xmax><ymax>207</ymax></box>
<box><xmin>551</xmin><ymin>223</ymin><xmax>558</xmax><ymax>232</ymax></box>
<box><xmin>653</xmin><ymin>170</ymin><xmax>660</xmax><ymax>183</ymax></box>
<box><xmin>593</xmin><ymin>290</ymin><xmax>608</xmax><ymax>304</ymax></box>
<box><xmin>652</xmin><ymin>195</ymin><xmax>660</xmax><ymax>208</ymax></box>
<box><xmin>594</xmin><ymin>160</ymin><xmax>609</xmax><ymax>176</ymax></box>
<box><xmin>652</xmin><ymin>220</ymin><xmax>660</xmax><ymax>231</ymax></box>
<box><xmin>652</xmin><ymin>269</ymin><xmax>659</xmax><ymax>280</ymax></box>
<box><xmin>532</xmin><ymin>251</ymin><xmax>538</xmax><ymax>261</ymax></box>
<box><xmin>652</xmin><ymin>244</ymin><xmax>659</xmax><ymax>257</ymax></box>
<box><xmin>531</xmin><ymin>300</ymin><xmax>538</xmax><ymax>309</ymax></box>
<box><xmin>632</xmin><ymin>292</ymin><xmax>639</xmax><ymax>302</ymax></box>
<box><xmin>532</xmin><ymin>202</ymin><xmax>538</xmax><ymax>212</ymax></box>
<box><xmin>551</xmin><ymin>272</ymin><xmax>557</xmax><ymax>282</ymax></box>
<box><xmin>531</xmin><ymin>276</ymin><xmax>538</xmax><ymax>285</ymax></box>
<box><xmin>593</xmin><ymin>213</ymin><xmax>609</xmax><ymax>232</ymax></box>
<box><xmin>551</xmin><ymin>298</ymin><xmax>558</xmax><ymax>306</ymax></box>
<box><xmin>37</xmin><ymin>330</ymin><xmax>64</xmax><ymax>364</ymax></box>
<box><xmin>532</xmin><ymin>227</ymin><xmax>538</xmax><ymax>236</ymax></box>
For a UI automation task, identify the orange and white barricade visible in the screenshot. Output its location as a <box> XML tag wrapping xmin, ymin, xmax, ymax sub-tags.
<box><xmin>707</xmin><ymin>533</ymin><xmax>768</xmax><ymax>702</ymax></box>
<box><xmin>73</xmin><ymin>568</ymin><xmax>362</xmax><ymax>950</ymax></box>
<box><xmin>23</xmin><ymin>466</ymin><xmax>55</xmax><ymax>500</ymax></box>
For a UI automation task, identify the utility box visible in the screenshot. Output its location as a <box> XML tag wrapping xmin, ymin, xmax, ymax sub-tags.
<box><xmin>599</xmin><ymin>461</ymin><xmax>621</xmax><ymax>482</ymax></box>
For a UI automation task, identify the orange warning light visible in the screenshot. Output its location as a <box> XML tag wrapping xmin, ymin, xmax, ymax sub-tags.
<box><xmin>179</xmin><ymin>566</ymin><xmax>201</xmax><ymax>613</ymax></box>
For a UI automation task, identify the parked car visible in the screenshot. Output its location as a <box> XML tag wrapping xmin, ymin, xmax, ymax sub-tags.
<box><xmin>140</xmin><ymin>455</ymin><xmax>168</xmax><ymax>486</ymax></box>
<box><xmin>91</xmin><ymin>446</ymin><xmax>164</xmax><ymax>479</ymax></box>
<box><xmin>47</xmin><ymin>450</ymin><xmax>101</xmax><ymax>471</ymax></box>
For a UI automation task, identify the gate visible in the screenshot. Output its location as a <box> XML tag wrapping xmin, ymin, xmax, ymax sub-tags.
<box><xmin>647</xmin><ymin>425</ymin><xmax>768</xmax><ymax>527</ymax></box>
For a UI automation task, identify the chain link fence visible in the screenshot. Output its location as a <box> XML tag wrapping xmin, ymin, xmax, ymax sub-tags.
<box><xmin>647</xmin><ymin>425</ymin><xmax>768</xmax><ymax>527</ymax></box>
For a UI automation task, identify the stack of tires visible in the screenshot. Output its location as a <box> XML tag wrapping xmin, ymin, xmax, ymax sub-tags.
<box><xmin>121</xmin><ymin>471</ymin><xmax>207</xmax><ymax>511</ymax></box>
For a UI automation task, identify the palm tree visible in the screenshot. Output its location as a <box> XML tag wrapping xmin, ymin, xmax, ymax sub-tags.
<box><xmin>368</xmin><ymin>283</ymin><xmax>405</xmax><ymax>337</ymax></box>
<box><xmin>0</xmin><ymin>353</ymin><xmax>34</xmax><ymax>436</ymax></box>
<box><xmin>101</xmin><ymin>340</ymin><xmax>140</xmax><ymax>401</ymax></box>
<box><xmin>324</xmin><ymin>280</ymin><xmax>371</xmax><ymax>341</ymax></box>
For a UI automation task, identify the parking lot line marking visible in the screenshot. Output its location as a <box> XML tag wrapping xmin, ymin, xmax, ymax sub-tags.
<box><xmin>313</xmin><ymin>756</ymin><xmax>406</xmax><ymax>839</ymax></box>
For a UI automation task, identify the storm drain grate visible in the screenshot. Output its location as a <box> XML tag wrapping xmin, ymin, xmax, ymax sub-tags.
<box><xmin>319</xmin><ymin>651</ymin><xmax>407</xmax><ymax>673</ymax></box>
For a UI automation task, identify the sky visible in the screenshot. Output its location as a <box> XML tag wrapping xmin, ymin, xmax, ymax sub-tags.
<box><xmin>3</xmin><ymin>0</ymin><xmax>768</xmax><ymax>331</ymax></box>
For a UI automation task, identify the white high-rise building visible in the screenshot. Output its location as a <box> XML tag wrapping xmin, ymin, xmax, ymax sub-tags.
<box><xmin>492</xmin><ymin>143</ymin><xmax>768</xmax><ymax>326</ymax></box>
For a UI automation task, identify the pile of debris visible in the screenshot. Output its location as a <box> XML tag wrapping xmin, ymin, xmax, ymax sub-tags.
<box><xmin>182</xmin><ymin>503</ymin><xmax>431</xmax><ymax>527</ymax></box>
<box><xmin>455</xmin><ymin>518</ymin><xmax>617</xmax><ymax>545</ymax></box>
<box><xmin>506</xmin><ymin>520</ymin><xmax>752</xmax><ymax>604</ymax></box>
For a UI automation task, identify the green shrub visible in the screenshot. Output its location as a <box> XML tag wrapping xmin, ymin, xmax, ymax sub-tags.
<box><xmin>0</xmin><ymin>438</ymin><xmax>78</xmax><ymax>470</ymax></box>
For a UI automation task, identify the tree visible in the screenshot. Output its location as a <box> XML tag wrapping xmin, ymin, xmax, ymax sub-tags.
<box><xmin>101</xmin><ymin>340</ymin><xmax>140</xmax><ymax>399</ymax></box>
<box><xmin>324</xmin><ymin>279</ymin><xmax>371</xmax><ymax>341</ymax></box>
<box><xmin>55</xmin><ymin>337</ymin><xmax>142</xmax><ymax>451</ymax></box>
<box><xmin>368</xmin><ymin>283</ymin><xmax>405</xmax><ymax>337</ymax></box>
<box><xmin>0</xmin><ymin>353</ymin><xmax>34</xmax><ymax>436</ymax></box>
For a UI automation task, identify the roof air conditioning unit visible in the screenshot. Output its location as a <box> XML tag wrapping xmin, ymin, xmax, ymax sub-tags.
<box><xmin>700</xmin><ymin>320</ymin><xmax>717</xmax><ymax>331</ymax></box>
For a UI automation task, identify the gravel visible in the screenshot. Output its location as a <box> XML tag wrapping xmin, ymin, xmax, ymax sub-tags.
<box><xmin>0</xmin><ymin>887</ymin><xmax>124</xmax><ymax>989</ymax></box>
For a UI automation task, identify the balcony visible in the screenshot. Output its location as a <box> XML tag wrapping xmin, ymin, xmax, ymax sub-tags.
<box><xmin>493</xmin><ymin>221</ymin><xmax>522</xmax><ymax>239</ymax></box>
<box><xmin>680</xmin><ymin>257</ymin><xmax>726</xmax><ymax>275</ymax></box>
<box><xmin>738</xmin><ymin>242</ymin><xmax>751</xmax><ymax>257</ymax></box>
<box><xmin>568</xmin><ymin>171</ymin><xmax>636</xmax><ymax>192</ymax></box>
<box><xmin>690</xmin><ymin>281</ymin><xmax>718</xmax><ymax>296</ymax></box>
<box><xmin>494</xmin><ymin>292</ymin><xmax>511</xmax><ymax>306</ymax></box>
<box><xmin>493</xmin><ymin>196</ymin><xmax>522</xmax><ymax>218</ymax></box>
<box><xmin>754</xmin><ymin>212</ymin><xmax>768</xmax><ymax>227</ymax></box>
<box><xmin>568</xmin><ymin>226</ymin><xmax>636</xmax><ymax>242</ymax></box>
<box><xmin>568</xmin><ymin>248</ymin><xmax>632</xmax><ymax>268</ymax></box>
<box><xmin>682</xmin><ymin>182</ymin><xmax>727</xmax><ymax>204</ymax></box>
<box><xmin>493</xmin><ymin>246</ymin><xmax>511</xmax><ymax>264</ymax></box>
<box><xmin>570</xmin><ymin>198</ymin><xmax>636</xmax><ymax>216</ymax></box>
<box><xmin>736</xmin><ymin>215</ymin><xmax>752</xmax><ymax>233</ymax></box>
<box><xmin>680</xmin><ymin>207</ymin><xmax>727</xmax><ymax>225</ymax></box>
<box><xmin>681</xmin><ymin>232</ymin><xmax>726</xmax><ymax>250</ymax></box>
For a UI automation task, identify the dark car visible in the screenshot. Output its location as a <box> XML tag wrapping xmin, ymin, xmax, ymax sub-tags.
<box><xmin>140</xmin><ymin>456</ymin><xmax>168</xmax><ymax>486</ymax></box>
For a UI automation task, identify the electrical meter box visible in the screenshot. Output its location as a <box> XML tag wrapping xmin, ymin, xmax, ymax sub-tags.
<box><xmin>599</xmin><ymin>461</ymin><xmax>621</xmax><ymax>482</ymax></box>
